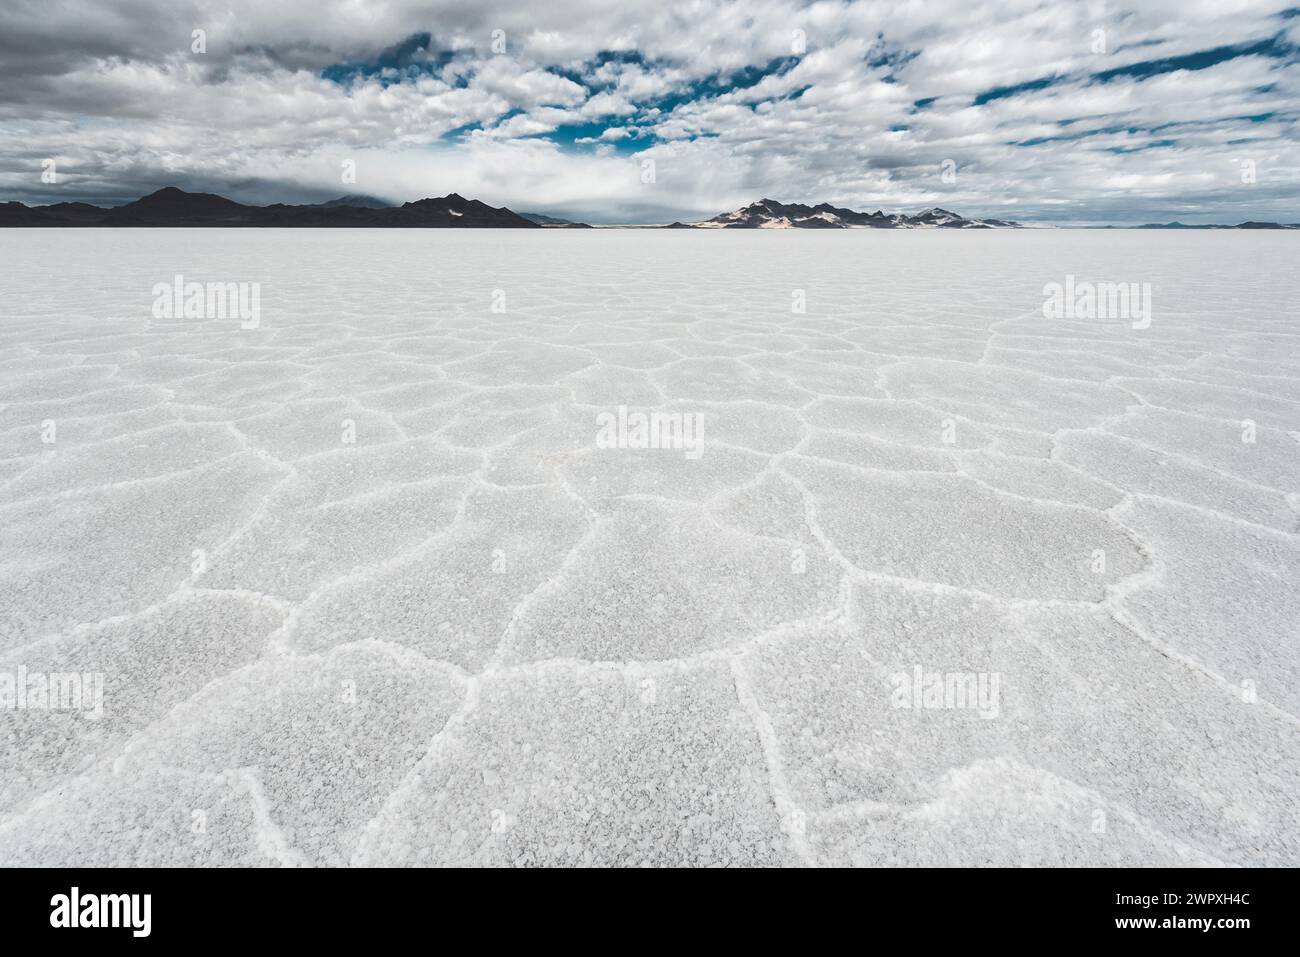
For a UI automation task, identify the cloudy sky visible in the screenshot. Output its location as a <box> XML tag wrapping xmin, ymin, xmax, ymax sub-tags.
<box><xmin>2</xmin><ymin>0</ymin><xmax>1298</xmax><ymax>223</ymax></box>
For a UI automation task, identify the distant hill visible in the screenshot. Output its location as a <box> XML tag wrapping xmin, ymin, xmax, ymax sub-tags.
<box><xmin>683</xmin><ymin>199</ymin><xmax>1020</xmax><ymax>229</ymax></box>
<box><xmin>0</xmin><ymin>187</ymin><xmax>539</xmax><ymax>228</ymax></box>
<box><xmin>1138</xmin><ymin>220</ymin><xmax>1298</xmax><ymax>230</ymax></box>
<box><xmin>683</xmin><ymin>200</ymin><xmax>1298</xmax><ymax>230</ymax></box>
<box><xmin>308</xmin><ymin>194</ymin><xmax>395</xmax><ymax>209</ymax></box>
<box><xmin>519</xmin><ymin>211</ymin><xmax>592</xmax><ymax>227</ymax></box>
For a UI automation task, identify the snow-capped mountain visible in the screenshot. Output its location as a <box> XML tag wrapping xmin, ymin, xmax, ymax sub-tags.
<box><xmin>691</xmin><ymin>199</ymin><xmax>1020</xmax><ymax>229</ymax></box>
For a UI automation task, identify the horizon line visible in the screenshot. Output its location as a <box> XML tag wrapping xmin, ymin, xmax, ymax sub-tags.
<box><xmin>4</xmin><ymin>185</ymin><xmax>1298</xmax><ymax>230</ymax></box>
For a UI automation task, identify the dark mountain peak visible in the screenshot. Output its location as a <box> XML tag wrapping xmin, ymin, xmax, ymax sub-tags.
<box><xmin>133</xmin><ymin>186</ymin><xmax>220</xmax><ymax>204</ymax></box>
<box><xmin>405</xmin><ymin>193</ymin><xmax>473</xmax><ymax>209</ymax></box>
<box><xmin>380</xmin><ymin>193</ymin><xmax>536</xmax><ymax>227</ymax></box>
<box><xmin>123</xmin><ymin>186</ymin><xmax>247</xmax><ymax>214</ymax></box>
<box><xmin>311</xmin><ymin>194</ymin><xmax>393</xmax><ymax>209</ymax></box>
<box><xmin>42</xmin><ymin>201</ymin><xmax>104</xmax><ymax>212</ymax></box>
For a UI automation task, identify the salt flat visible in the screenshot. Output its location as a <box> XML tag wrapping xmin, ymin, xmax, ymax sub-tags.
<box><xmin>0</xmin><ymin>228</ymin><xmax>1297</xmax><ymax>867</ymax></box>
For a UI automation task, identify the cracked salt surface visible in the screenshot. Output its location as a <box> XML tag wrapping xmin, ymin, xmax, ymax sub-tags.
<box><xmin>0</xmin><ymin>229</ymin><xmax>1297</xmax><ymax>866</ymax></box>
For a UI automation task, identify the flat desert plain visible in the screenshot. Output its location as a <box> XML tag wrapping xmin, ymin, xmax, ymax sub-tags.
<box><xmin>0</xmin><ymin>229</ymin><xmax>1297</xmax><ymax>866</ymax></box>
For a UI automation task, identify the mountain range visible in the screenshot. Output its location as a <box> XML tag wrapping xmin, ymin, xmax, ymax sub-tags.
<box><xmin>1132</xmin><ymin>220</ymin><xmax>1300</xmax><ymax>230</ymax></box>
<box><xmin>0</xmin><ymin>187</ymin><xmax>538</xmax><ymax>228</ymax></box>
<box><xmin>1</xmin><ymin>187</ymin><xmax>1296</xmax><ymax>229</ymax></box>
<box><xmin>674</xmin><ymin>199</ymin><xmax>1021</xmax><ymax>229</ymax></box>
